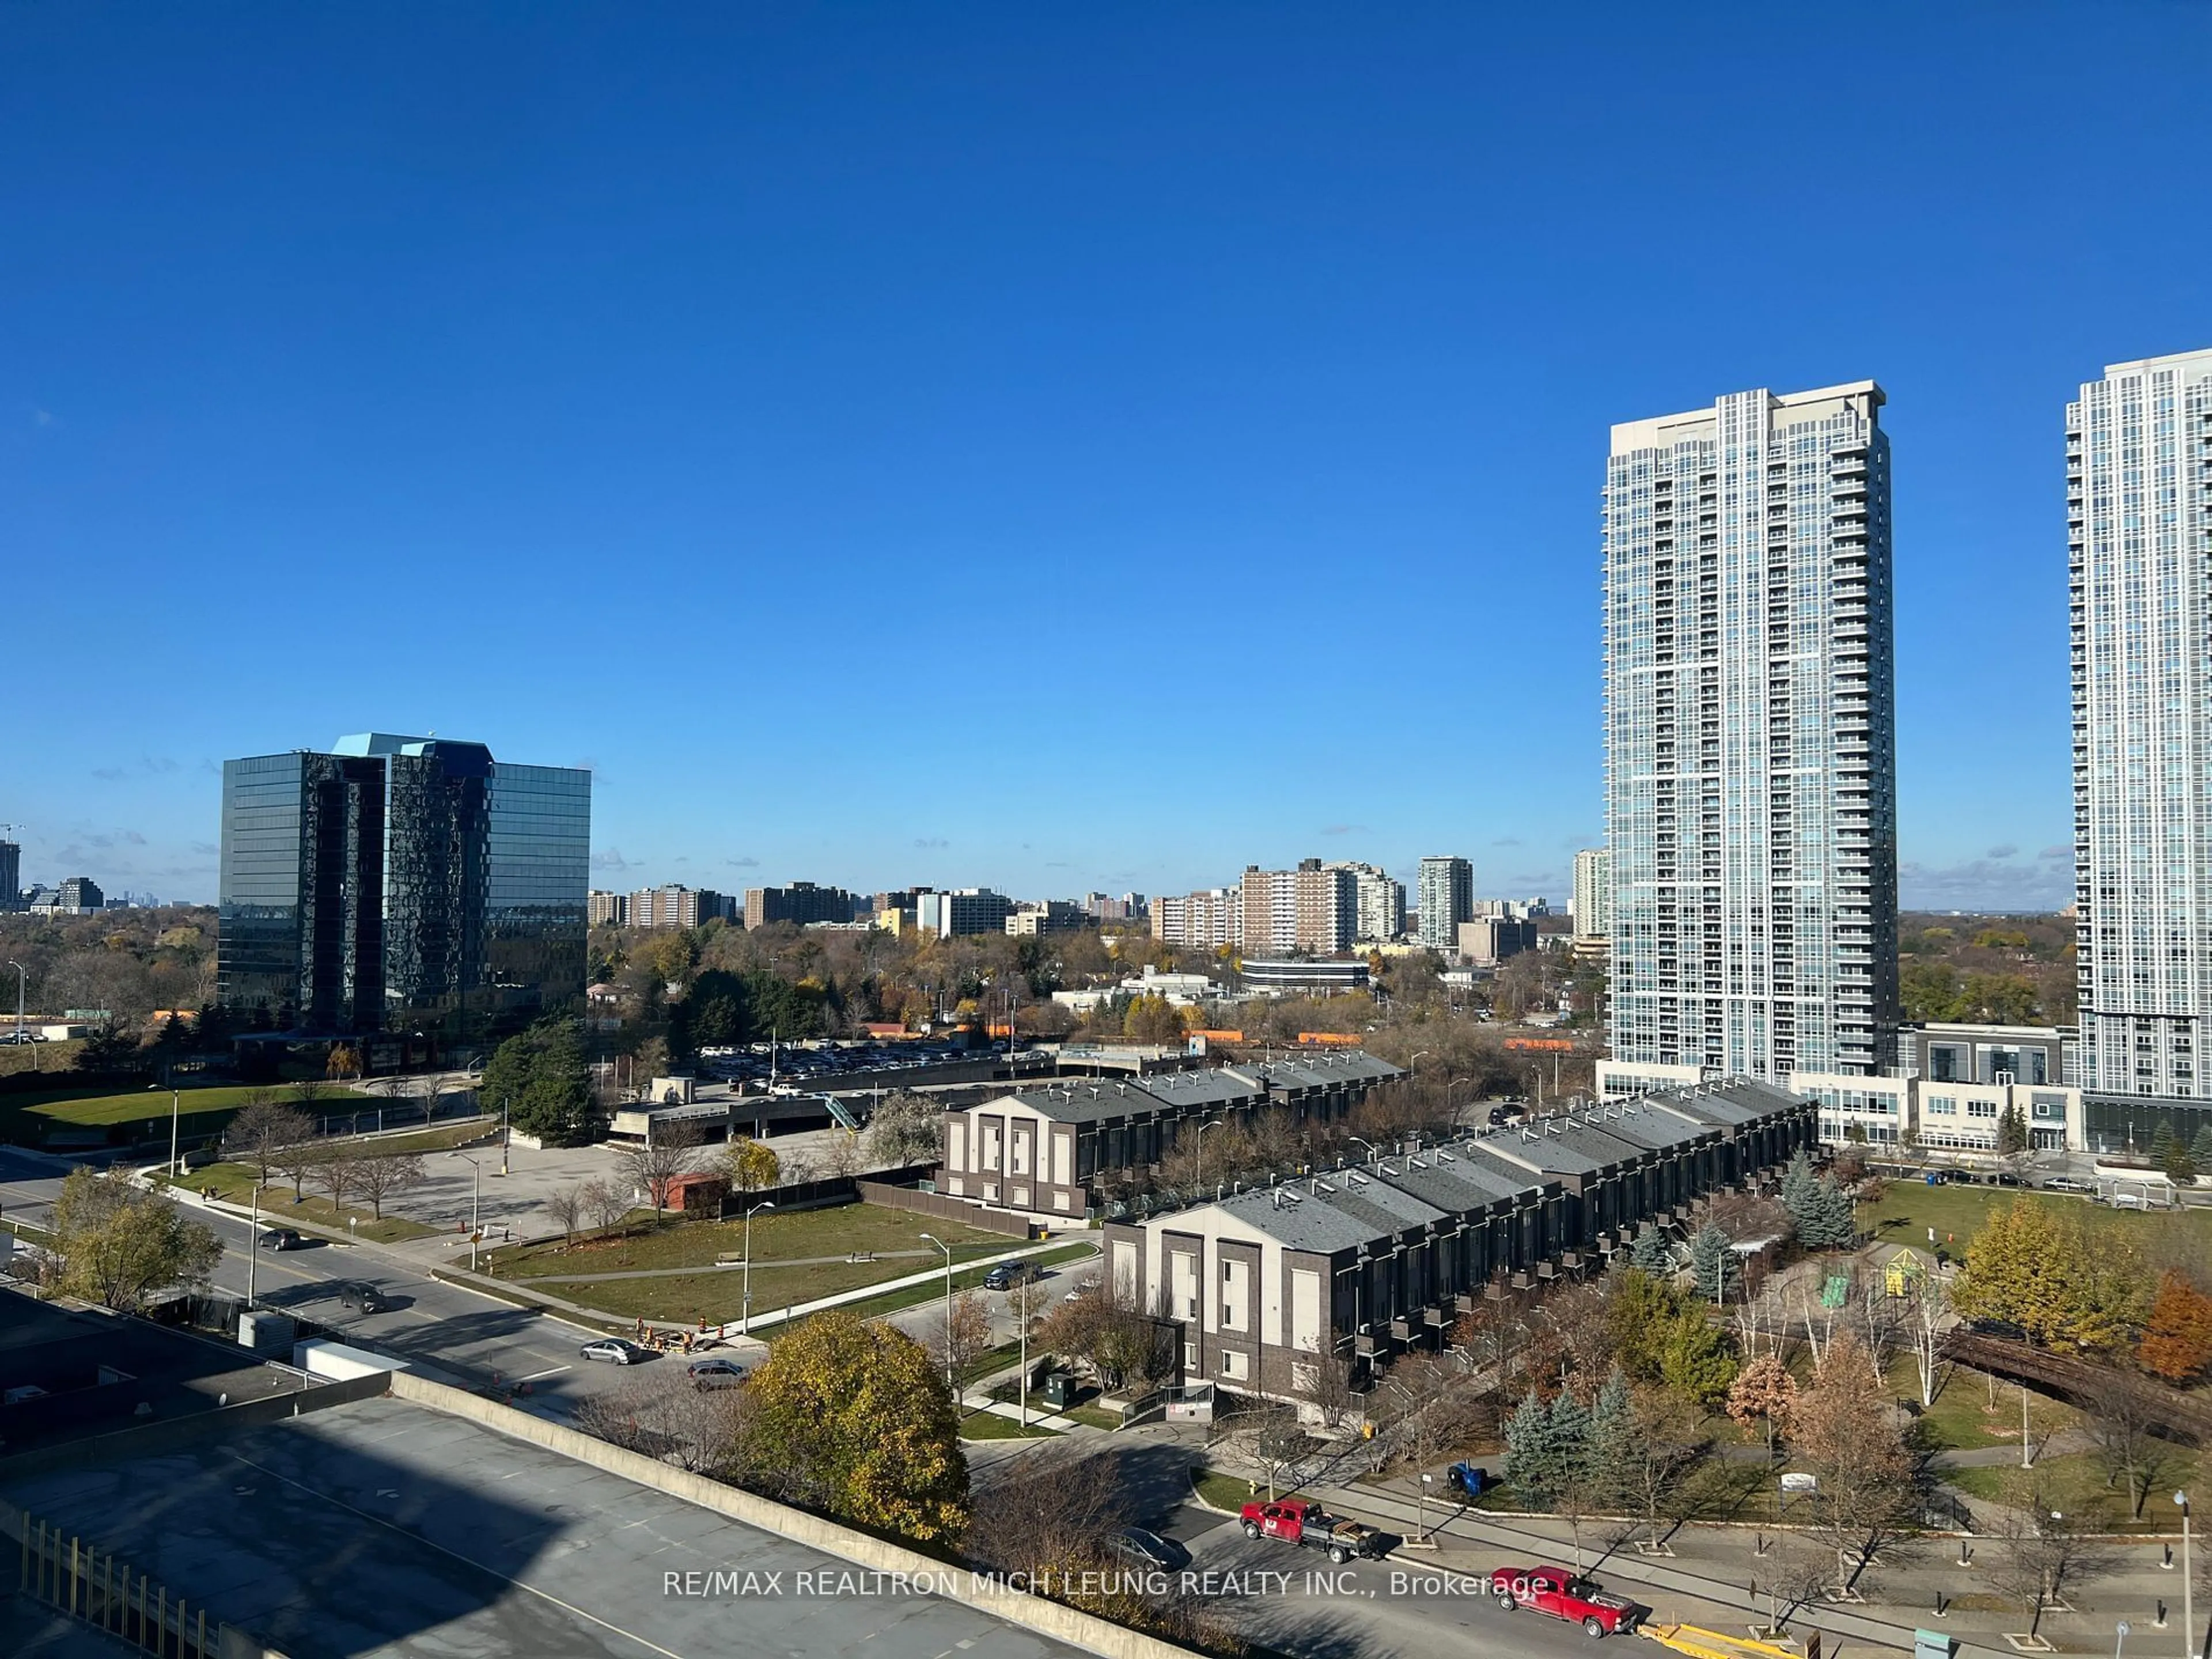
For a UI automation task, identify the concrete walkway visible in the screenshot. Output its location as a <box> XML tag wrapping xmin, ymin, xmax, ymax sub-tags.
<box><xmin>518</xmin><ymin>1247</ymin><xmax>948</xmax><ymax>1284</ymax></box>
<box><xmin>1311</xmin><ymin>1471</ymin><xmax>2201</xmax><ymax>1659</ymax></box>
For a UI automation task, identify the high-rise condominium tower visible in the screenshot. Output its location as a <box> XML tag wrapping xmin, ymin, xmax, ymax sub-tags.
<box><xmin>1604</xmin><ymin>382</ymin><xmax>1897</xmax><ymax>1080</ymax></box>
<box><xmin>1416</xmin><ymin>857</ymin><xmax>1472</xmax><ymax>951</ymax></box>
<box><xmin>1571</xmin><ymin>849</ymin><xmax>1611</xmax><ymax>941</ymax></box>
<box><xmin>2071</xmin><ymin>349</ymin><xmax>2212</xmax><ymax>1101</ymax></box>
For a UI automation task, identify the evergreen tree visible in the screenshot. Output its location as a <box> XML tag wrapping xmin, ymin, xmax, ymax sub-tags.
<box><xmin>1657</xmin><ymin>1310</ymin><xmax>1739</xmax><ymax>1408</ymax></box>
<box><xmin>1781</xmin><ymin>1150</ymin><xmax>1821</xmax><ymax>1239</ymax></box>
<box><xmin>1995</xmin><ymin>1104</ymin><xmax>2029</xmax><ymax>1156</ymax></box>
<box><xmin>1690</xmin><ymin>1223</ymin><xmax>1738</xmax><ymax>1302</ymax></box>
<box><xmin>1630</xmin><ymin>1224</ymin><xmax>1672</xmax><ymax>1274</ymax></box>
<box><xmin>2161</xmin><ymin>1135</ymin><xmax>2198</xmax><ymax>1186</ymax></box>
<box><xmin>1817</xmin><ymin>1179</ymin><xmax>1859</xmax><ymax>1249</ymax></box>
<box><xmin>2192</xmin><ymin>1123</ymin><xmax>2212</xmax><ymax>1171</ymax></box>
<box><xmin>1583</xmin><ymin>1366</ymin><xmax>1635</xmax><ymax>1506</ymax></box>
<box><xmin>1503</xmin><ymin>1391</ymin><xmax>1563</xmax><ymax>1508</ymax></box>
<box><xmin>2149</xmin><ymin>1119</ymin><xmax>2177</xmax><ymax>1167</ymax></box>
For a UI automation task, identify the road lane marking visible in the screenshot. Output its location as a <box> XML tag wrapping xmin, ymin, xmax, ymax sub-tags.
<box><xmin>222</xmin><ymin>1450</ymin><xmax>692</xmax><ymax>1659</ymax></box>
<box><xmin>515</xmin><ymin>1366</ymin><xmax>570</xmax><ymax>1382</ymax></box>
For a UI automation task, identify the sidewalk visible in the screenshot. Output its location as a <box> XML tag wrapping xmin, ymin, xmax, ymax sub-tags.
<box><xmin>1314</xmin><ymin>1472</ymin><xmax>2199</xmax><ymax>1659</ymax></box>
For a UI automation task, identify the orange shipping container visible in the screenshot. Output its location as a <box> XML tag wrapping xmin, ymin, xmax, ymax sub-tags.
<box><xmin>1296</xmin><ymin>1032</ymin><xmax>1363</xmax><ymax>1047</ymax></box>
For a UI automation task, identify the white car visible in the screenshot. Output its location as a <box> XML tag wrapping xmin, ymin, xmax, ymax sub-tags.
<box><xmin>581</xmin><ymin>1338</ymin><xmax>649</xmax><ymax>1365</ymax></box>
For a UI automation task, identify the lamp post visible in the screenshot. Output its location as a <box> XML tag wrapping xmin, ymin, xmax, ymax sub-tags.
<box><xmin>741</xmin><ymin>1201</ymin><xmax>775</xmax><ymax>1335</ymax></box>
<box><xmin>165</xmin><ymin>1067</ymin><xmax>182</xmax><ymax>1177</ymax></box>
<box><xmin>448</xmin><ymin>1152</ymin><xmax>481</xmax><ymax>1269</ymax></box>
<box><xmin>1351</xmin><ymin>1135</ymin><xmax>1380</xmax><ymax>1168</ymax></box>
<box><xmin>2177</xmin><ymin>1491</ymin><xmax>2194</xmax><ymax>1659</ymax></box>
<box><xmin>499</xmin><ymin>1094</ymin><xmax>511</xmax><ymax>1178</ymax></box>
<box><xmin>5</xmin><ymin>960</ymin><xmax>24</xmax><ymax>1048</ymax></box>
<box><xmin>246</xmin><ymin>1179</ymin><xmax>260</xmax><ymax>1308</ymax></box>
<box><xmin>921</xmin><ymin>1232</ymin><xmax>955</xmax><ymax>1393</ymax></box>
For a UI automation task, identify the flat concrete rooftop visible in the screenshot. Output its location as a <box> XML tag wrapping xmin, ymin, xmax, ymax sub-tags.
<box><xmin>1</xmin><ymin>1394</ymin><xmax>1087</xmax><ymax>1659</ymax></box>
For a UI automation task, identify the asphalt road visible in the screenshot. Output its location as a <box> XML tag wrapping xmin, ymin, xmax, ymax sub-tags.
<box><xmin>1</xmin><ymin>1148</ymin><xmax>634</xmax><ymax>1418</ymax></box>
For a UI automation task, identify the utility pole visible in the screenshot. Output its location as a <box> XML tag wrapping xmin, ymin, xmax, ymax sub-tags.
<box><xmin>2023</xmin><ymin>1381</ymin><xmax>2034</xmax><ymax>1469</ymax></box>
<box><xmin>921</xmin><ymin>1232</ymin><xmax>954</xmax><ymax>1393</ymax></box>
<box><xmin>2175</xmin><ymin>1491</ymin><xmax>2193</xmax><ymax>1659</ymax></box>
<box><xmin>741</xmin><ymin>1202</ymin><xmax>775</xmax><ymax>1335</ymax></box>
<box><xmin>247</xmin><ymin>1181</ymin><xmax>260</xmax><ymax>1307</ymax></box>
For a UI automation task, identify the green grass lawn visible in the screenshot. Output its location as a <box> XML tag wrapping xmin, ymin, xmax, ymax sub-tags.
<box><xmin>541</xmin><ymin>1240</ymin><xmax>1100</xmax><ymax>1327</ymax></box>
<box><xmin>804</xmin><ymin>1243</ymin><xmax>1098</xmax><ymax>1325</ymax></box>
<box><xmin>1944</xmin><ymin>1447</ymin><xmax>2203</xmax><ymax>1527</ymax></box>
<box><xmin>1192</xmin><ymin>1468</ymin><xmax>1274</xmax><ymax>1512</ymax></box>
<box><xmin>1858</xmin><ymin>1179</ymin><xmax>2212</xmax><ymax>1255</ymax></box>
<box><xmin>488</xmin><ymin>1202</ymin><xmax>1018</xmax><ymax>1280</ymax></box>
<box><xmin>1062</xmin><ymin>1404</ymin><xmax>1123</xmax><ymax>1432</ymax></box>
<box><xmin>157</xmin><ymin>1161</ymin><xmax>441</xmax><ymax>1244</ymax></box>
<box><xmin>1895</xmin><ymin>1352</ymin><xmax>2079</xmax><ymax>1454</ymax></box>
<box><xmin>960</xmin><ymin>1412</ymin><xmax>1059</xmax><ymax>1441</ymax></box>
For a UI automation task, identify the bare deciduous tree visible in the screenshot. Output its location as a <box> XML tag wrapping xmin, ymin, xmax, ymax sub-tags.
<box><xmin>581</xmin><ymin>1177</ymin><xmax>628</xmax><ymax>1233</ymax></box>
<box><xmin>619</xmin><ymin>1118</ymin><xmax>704</xmax><ymax>1215</ymax></box>
<box><xmin>547</xmin><ymin>1183</ymin><xmax>587</xmax><ymax>1247</ymax></box>
<box><xmin>932</xmin><ymin>1290</ymin><xmax>995</xmax><ymax>1388</ymax></box>
<box><xmin>351</xmin><ymin>1152</ymin><xmax>425</xmax><ymax>1221</ymax></box>
<box><xmin>1982</xmin><ymin>1474</ymin><xmax>2113</xmax><ymax>1642</ymax></box>
<box><xmin>309</xmin><ymin>1148</ymin><xmax>355</xmax><ymax>1214</ymax></box>
<box><xmin>223</xmin><ymin>1096</ymin><xmax>315</xmax><ymax>1188</ymax></box>
<box><xmin>2089</xmin><ymin>1376</ymin><xmax>2182</xmax><ymax>1519</ymax></box>
<box><xmin>573</xmin><ymin>1372</ymin><xmax>751</xmax><ymax>1474</ymax></box>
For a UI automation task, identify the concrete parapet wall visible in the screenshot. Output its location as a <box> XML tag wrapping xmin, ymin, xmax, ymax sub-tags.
<box><xmin>385</xmin><ymin>1370</ymin><xmax>1194</xmax><ymax>1659</ymax></box>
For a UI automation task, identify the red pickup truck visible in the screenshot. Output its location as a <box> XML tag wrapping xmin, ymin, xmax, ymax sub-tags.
<box><xmin>1487</xmin><ymin>1565</ymin><xmax>1639</xmax><ymax>1637</ymax></box>
<box><xmin>1239</xmin><ymin>1498</ymin><xmax>1388</xmax><ymax>1564</ymax></box>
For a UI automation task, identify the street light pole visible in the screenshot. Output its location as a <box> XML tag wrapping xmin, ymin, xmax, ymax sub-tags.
<box><xmin>921</xmin><ymin>1232</ymin><xmax>954</xmax><ymax>1393</ymax></box>
<box><xmin>448</xmin><ymin>1152</ymin><xmax>482</xmax><ymax>1269</ymax></box>
<box><xmin>167</xmin><ymin>1067</ymin><xmax>182</xmax><ymax>1177</ymax></box>
<box><xmin>742</xmin><ymin>1201</ymin><xmax>775</xmax><ymax>1335</ymax></box>
<box><xmin>247</xmin><ymin>1180</ymin><xmax>260</xmax><ymax>1307</ymax></box>
<box><xmin>2177</xmin><ymin>1491</ymin><xmax>2194</xmax><ymax>1659</ymax></box>
<box><xmin>500</xmin><ymin>1094</ymin><xmax>511</xmax><ymax>1178</ymax></box>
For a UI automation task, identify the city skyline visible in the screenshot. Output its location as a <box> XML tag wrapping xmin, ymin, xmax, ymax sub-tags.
<box><xmin>8</xmin><ymin>10</ymin><xmax>2211</xmax><ymax>909</ymax></box>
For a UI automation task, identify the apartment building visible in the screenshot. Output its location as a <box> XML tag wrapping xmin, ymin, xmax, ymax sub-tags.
<box><xmin>627</xmin><ymin>885</ymin><xmax>729</xmax><ymax>930</ymax></box>
<box><xmin>938</xmin><ymin>1051</ymin><xmax>1400</xmax><ymax>1217</ymax></box>
<box><xmin>915</xmin><ymin>888</ymin><xmax>1014</xmax><ymax>937</ymax></box>
<box><xmin>587</xmin><ymin>890</ymin><xmax>629</xmax><ymax>927</ymax></box>
<box><xmin>744</xmin><ymin>881</ymin><xmax>862</xmax><ymax>929</ymax></box>
<box><xmin>2071</xmin><ymin>350</ymin><xmax>2212</xmax><ymax>1146</ymax></box>
<box><xmin>1604</xmin><ymin>382</ymin><xmax>1899</xmax><ymax>1082</ymax></box>
<box><xmin>1101</xmin><ymin>1080</ymin><xmax>1812</xmax><ymax>1402</ymax></box>
<box><xmin>1416</xmin><ymin>857</ymin><xmax>1474</xmax><ymax>951</ymax></box>
<box><xmin>1152</xmin><ymin>888</ymin><xmax>1241</xmax><ymax>951</ymax></box>
<box><xmin>1329</xmin><ymin>862</ymin><xmax>1406</xmax><ymax>944</ymax></box>
<box><xmin>1571</xmin><ymin>849</ymin><xmax>1611</xmax><ymax>942</ymax></box>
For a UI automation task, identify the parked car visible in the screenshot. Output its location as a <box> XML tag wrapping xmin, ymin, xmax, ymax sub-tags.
<box><xmin>2041</xmin><ymin>1176</ymin><xmax>2096</xmax><ymax>1194</ymax></box>
<box><xmin>984</xmin><ymin>1261</ymin><xmax>1043</xmax><ymax>1291</ymax></box>
<box><xmin>1487</xmin><ymin>1565</ymin><xmax>1641</xmax><ymax>1637</ymax></box>
<box><xmin>335</xmin><ymin>1281</ymin><xmax>389</xmax><ymax>1314</ymax></box>
<box><xmin>1105</xmin><ymin>1527</ymin><xmax>1190</xmax><ymax>1571</ymax></box>
<box><xmin>687</xmin><ymin>1358</ymin><xmax>748</xmax><ymax>1391</ymax></box>
<box><xmin>1988</xmin><ymin>1172</ymin><xmax>2023</xmax><ymax>1187</ymax></box>
<box><xmin>1239</xmin><ymin>1499</ymin><xmax>1388</xmax><ymax>1564</ymax></box>
<box><xmin>581</xmin><ymin>1338</ymin><xmax>650</xmax><ymax>1365</ymax></box>
<box><xmin>257</xmin><ymin>1228</ymin><xmax>303</xmax><ymax>1252</ymax></box>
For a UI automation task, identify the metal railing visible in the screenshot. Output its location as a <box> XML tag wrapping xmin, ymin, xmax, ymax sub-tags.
<box><xmin>15</xmin><ymin>1508</ymin><xmax>248</xmax><ymax>1659</ymax></box>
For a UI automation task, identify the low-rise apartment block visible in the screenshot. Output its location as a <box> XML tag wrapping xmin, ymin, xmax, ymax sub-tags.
<box><xmin>1101</xmin><ymin>1079</ymin><xmax>1812</xmax><ymax>1402</ymax></box>
<box><xmin>938</xmin><ymin>1051</ymin><xmax>1400</xmax><ymax>1218</ymax></box>
<box><xmin>1153</xmin><ymin>888</ymin><xmax>1241</xmax><ymax>950</ymax></box>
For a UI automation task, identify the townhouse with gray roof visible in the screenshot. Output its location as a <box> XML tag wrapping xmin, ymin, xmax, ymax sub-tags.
<box><xmin>1099</xmin><ymin>1078</ymin><xmax>1813</xmax><ymax>1406</ymax></box>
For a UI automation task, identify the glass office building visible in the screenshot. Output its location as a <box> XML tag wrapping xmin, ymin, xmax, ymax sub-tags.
<box><xmin>2070</xmin><ymin>348</ymin><xmax>2212</xmax><ymax>1100</ymax></box>
<box><xmin>1603</xmin><ymin>382</ymin><xmax>1899</xmax><ymax>1080</ymax></box>
<box><xmin>217</xmin><ymin>735</ymin><xmax>589</xmax><ymax>1036</ymax></box>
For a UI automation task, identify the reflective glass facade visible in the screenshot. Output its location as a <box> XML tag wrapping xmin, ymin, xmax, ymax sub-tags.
<box><xmin>487</xmin><ymin>761</ymin><xmax>592</xmax><ymax>1015</ymax></box>
<box><xmin>216</xmin><ymin>736</ymin><xmax>589</xmax><ymax>1036</ymax></box>
<box><xmin>217</xmin><ymin>752</ymin><xmax>385</xmax><ymax>1031</ymax></box>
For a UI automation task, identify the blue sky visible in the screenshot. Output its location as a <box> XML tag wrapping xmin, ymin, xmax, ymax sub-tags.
<box><xmin>5</xmin><ymin>4</ymin><xmax>2207</xmax><ymax>911</ymax></box>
